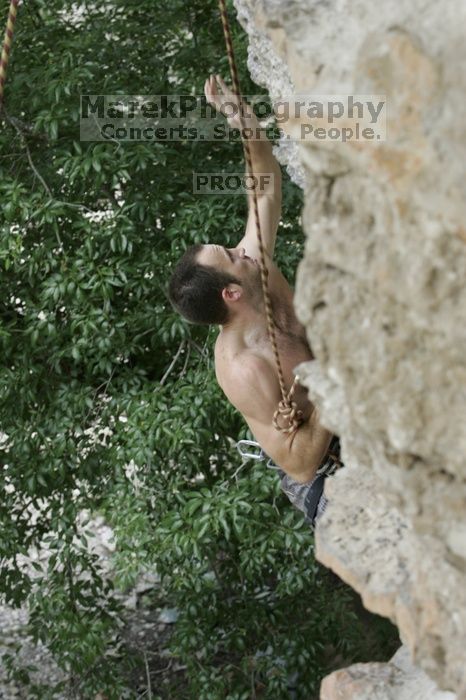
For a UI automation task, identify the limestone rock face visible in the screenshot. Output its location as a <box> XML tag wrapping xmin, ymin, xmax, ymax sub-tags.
<box><xmin>321</xmin><ymin>646</ymin><xmax>456</xmax><ymax>700</ymax></box>
<box><xmin>233</xmin><ymin>0</ymin><xmax>466</xmax><ymax>698</ymax></box>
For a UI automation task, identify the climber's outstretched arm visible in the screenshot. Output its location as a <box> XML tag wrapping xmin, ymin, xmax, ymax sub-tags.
<box><xmin>204</xmin><ymin>74</ymin><xmax>282</xmax><ymax>259</ymax></box>
<box><xmin>239</xmin><ymin>143</ymin><xmax>282</xmax><ymax>261</ymax></box>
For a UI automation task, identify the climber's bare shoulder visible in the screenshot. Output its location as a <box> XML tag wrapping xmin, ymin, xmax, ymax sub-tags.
<box><xmin>215</xmin><ymin>345</ymin><xmax>280</xmax><ymax>424</ymax></box>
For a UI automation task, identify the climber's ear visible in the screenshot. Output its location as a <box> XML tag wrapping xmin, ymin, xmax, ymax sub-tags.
<box><xmin>222</xmin><ymin>283</ymin><xmax>243</xmax><ymax>304</ymax></box>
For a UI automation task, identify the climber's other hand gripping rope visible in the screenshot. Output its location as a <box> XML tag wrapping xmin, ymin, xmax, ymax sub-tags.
<box><xmin>217</xmin><ymin>0</ymin><xmax>303</xmax><ymax>435</ymax></box>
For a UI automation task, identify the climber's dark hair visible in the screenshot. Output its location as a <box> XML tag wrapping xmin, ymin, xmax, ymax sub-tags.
<box><xmin>168</xmin><ymin>244</ymin><xmax>240</xmax><ymax>325</ymax></box>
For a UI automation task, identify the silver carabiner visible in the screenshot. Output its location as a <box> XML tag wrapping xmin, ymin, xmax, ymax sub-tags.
<box><xmin>235</xmin><ymin>439</ymin><xmax>265</xmax><ymax>461</ymax></box>
<box><xmin>265</xmin><ymin>457</ymin><xmax>282</xmax><ymax>471</ymax></box>
<box><xmin>235</xmin><ymin>440</ymin><xmax>282</xmax><ymax>472</ymax></box>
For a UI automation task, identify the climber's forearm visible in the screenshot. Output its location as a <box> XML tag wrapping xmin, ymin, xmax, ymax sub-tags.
<box><xmin>239</xmin><ymin>112</ymin><xmax>280</xmax><ymax>181</ymax></box>
<box><xmin>247</xmin><ymin>135</ymin><xmax>282</xmax><ymax>195</ymax></box>
<box><xmin>226</xmin><ymin>105</ymin><xmax>281</xmax><ymax>192</ymax></box>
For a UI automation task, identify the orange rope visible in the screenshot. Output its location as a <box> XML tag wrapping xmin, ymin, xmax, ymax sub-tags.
<box><xmin>0</xmin><ymin>0</ymin><xmax>19</xmax><ymax>110</ymax></box>
<box><xmin>217</xmin><ymin>0</ymin><xmax>303</xmax><ymax>434</ymax></box>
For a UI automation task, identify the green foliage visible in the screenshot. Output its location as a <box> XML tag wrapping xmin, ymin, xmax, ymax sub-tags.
<box><xmin>0</xmin><ymin>0</ymin><xmax>398</xmax><ymax>697</ymax></box>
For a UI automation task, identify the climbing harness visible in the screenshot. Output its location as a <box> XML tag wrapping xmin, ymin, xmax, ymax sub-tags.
<box><xmin>236</xmin><ymin>436</ymin><xmax>344</xmax><ymax>528</ymax></box>
<box><xmin>217</xmin><ymin>0</ymin><xmax>303</xmax><ymax>435</ymax></box>
<box><xmin>0</xmin><ymin>0</ymin><xmax>19</xmax><ymax>110</ymax></box>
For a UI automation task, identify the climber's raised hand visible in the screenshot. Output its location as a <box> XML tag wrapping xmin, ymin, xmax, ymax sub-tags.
<box><xmin>203</xmin><ymin>74</ymin><xmax>255</xmax><ymax>129</ymax></box>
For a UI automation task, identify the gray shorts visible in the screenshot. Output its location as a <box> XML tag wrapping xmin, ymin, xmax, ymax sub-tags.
<box><xmin>279</xmin><ymin>471</ymin><xmax>328</xmax><ymax>527</ymax></box>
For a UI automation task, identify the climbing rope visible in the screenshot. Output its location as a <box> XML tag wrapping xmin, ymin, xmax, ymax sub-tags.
<box><xmin>0</xmin><ymin>0</ymin><xmax>19</xmax><ymax>110</ymax></box>
<box><xmin>217</xmin><ymin>0</ymin><xmax>303</xmax><ymax>434</ymax></box>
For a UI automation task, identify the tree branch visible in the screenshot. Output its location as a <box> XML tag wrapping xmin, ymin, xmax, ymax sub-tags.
<box><xmin>160</xmin><ymin>340</ymin><xmax>186</xmax><ymax>386</ymax></box>
<box><xmin>2</xmin><ymin>108</ymin><xmax>52</xmax><ymax>197</ymax></box>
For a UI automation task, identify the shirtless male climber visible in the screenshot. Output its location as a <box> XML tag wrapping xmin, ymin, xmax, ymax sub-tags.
<box><xmin>168</xmin><ymin>75</ymin><xmax>341</xmax><ymax>527</ymax></box>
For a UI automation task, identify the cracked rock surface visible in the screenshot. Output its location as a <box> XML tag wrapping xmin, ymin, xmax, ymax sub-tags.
<box><xmin>234</xmin><ymin>0</ymin><xmax>466</xmax><ymax>698</ymax></box>
<box><xmin>321</xmin><ymin>646</ymin><xmax>456</xmax><ymax>700</ymax></box>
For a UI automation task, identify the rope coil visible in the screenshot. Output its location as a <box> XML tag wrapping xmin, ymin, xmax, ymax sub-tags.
<box><xmin>0</xmin><ymin>0</ymin><xmax>19</xmax><ymax>110</ymax></box>
<box><xmin>217</xmin><ymin>0</ymin><xmax>303</xmax><ymax>434</ymax></box>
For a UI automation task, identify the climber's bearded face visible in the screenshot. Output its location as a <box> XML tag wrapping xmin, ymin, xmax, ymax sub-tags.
<box><xmin>196</xmin><ymin>244</ymin><xmax>262</xmax><ymax>303</ymax></box>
